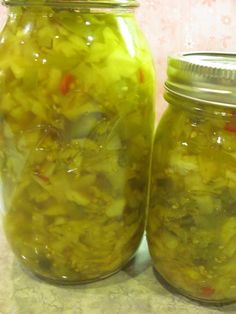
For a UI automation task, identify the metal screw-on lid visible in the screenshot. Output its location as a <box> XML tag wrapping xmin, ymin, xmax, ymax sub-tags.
<box><xmin>165</xmin><ymin>52</ymin><xmax>236</xmax><ymax>108</ymax></box>
<box><xmin>2</xmin><ymin>0</ymin><xmax>139</xmax><ymax>7</ymax></box>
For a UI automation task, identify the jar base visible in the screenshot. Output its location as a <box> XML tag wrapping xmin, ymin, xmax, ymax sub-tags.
<box><xmin>31</xmin><ymin>266</ymin><xmax>125</xmax><ymax>286</ymax></box>
<box><xmin>153</xmin><ymin>267</ymin><xmax>236</xmax><ymax>306</ymax></box>
<box><xmin>17</xmin><ymin>253</ymin><xmax>137</xmax><ymax>286</ymax></box>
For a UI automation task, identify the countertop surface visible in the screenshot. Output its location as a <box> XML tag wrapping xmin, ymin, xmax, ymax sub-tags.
<box><xmin>0</xmin><ymin>229</ymin><xmax>236</xmax><ymax>314</ymax></box>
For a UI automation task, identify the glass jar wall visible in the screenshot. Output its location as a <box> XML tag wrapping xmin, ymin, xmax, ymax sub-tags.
<box><xmin>147</xmin><ymin>52</ymin><xmax>236</xmax><ymax>304</ymax></box>
<box><xmin>0</xmin><ymin>0</ymin><xmax>155</xmax><ymax>284</ymax></box>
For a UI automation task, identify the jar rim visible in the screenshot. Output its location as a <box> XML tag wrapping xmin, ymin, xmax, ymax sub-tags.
<box><xmin>165</xmin><ymin>51</ymin><xmax>236</xmax><ymax>108</ymax></box>
<box><xmin>2</xmin><ymin>0</ymin><xmax>139</xmax><ymax>8</ymax></box>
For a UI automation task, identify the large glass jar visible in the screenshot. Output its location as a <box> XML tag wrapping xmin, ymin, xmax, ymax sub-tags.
<box><xmin>147</xmin><ymin>52</ymin><xmax>236</xmax><ymax>304</ymax></box>
<box><xmin>0</xmin><ymin>0</ymin><xmax>155</xmax><ymax>284</ymax></box>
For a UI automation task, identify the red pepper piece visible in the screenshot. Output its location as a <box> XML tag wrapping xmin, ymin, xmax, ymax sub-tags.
<box><xmin>139</xmin><ymin>68</ymin><xmax>145</xmax><ymax>84</ymax></box>
<box><xmin>60</xmin><ymin>73</ymin><xmax>75</xmax><ymax>95</ymax></box>
<box><xmin>201</xmin><ymin>286</ymin><xmax>215</xmax><ymax>298</ymax></box>
<box><xmin>224</xmin><ymin>122</ymin><xmax>236</xmax><ymax>133</ymax></box>
<box><xmin>34</xmin><ymin>171</ymin><xmax>49</xmax><ymax>183</ymax></box>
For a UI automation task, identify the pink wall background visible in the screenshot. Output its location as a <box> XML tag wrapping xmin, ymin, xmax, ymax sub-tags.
<box><xmin>136</xmin><ymin>0</ymin><xmax>236</xmax><ymax>118</ymax></box>
<box><xmin>0</xmin><ymin>0</ymin><xmax>236</xmax><ymax>119</ymax></box>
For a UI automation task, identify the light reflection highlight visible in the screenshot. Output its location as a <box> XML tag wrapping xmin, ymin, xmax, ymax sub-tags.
<box><xmin>117</xmin><ymin>17</ymin><xmax>135</xmax><ymax>58</ymax></box>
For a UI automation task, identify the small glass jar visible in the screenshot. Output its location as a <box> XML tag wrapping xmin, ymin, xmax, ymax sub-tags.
<box><xmin>0</xmin><ymin>0</ymin><xmax>155</xmax><ymax>284</ymax></box>
<box><xmin>147</xmin><ymin>52</ymin><xmax>236</xmax><ymax>304</ymax></box>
